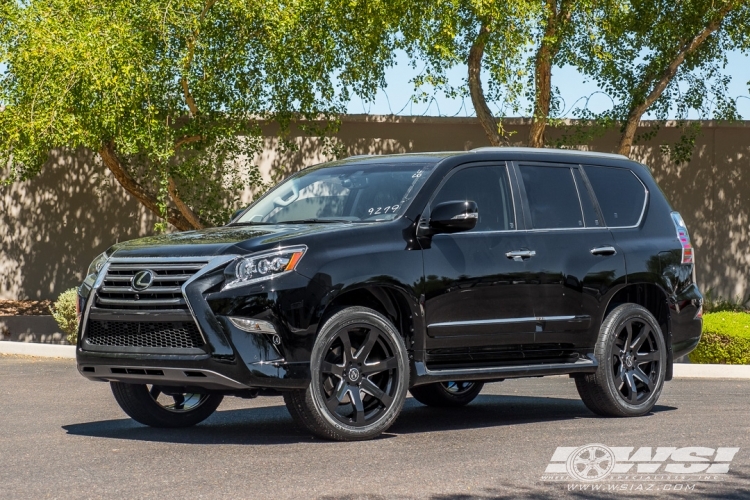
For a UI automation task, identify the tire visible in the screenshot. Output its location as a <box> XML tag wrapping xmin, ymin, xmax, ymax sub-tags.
<box><xmin>110</xmin><ymin>382</ymin><xmax>223</xmax><ymax>428</ymax></box>
<box><xmin>283</xmin><ymin>306</ymin><xmax>409</xmax><ymax>441</ymax></box>
<box><xmin>575</xmin><ymin>303</ymin><xmax>667</xmax><ymax>417</ymax></box>
<box><xmin>410</xmin><ymin>381</ymin><xmax>484</xmax><ymax>407</ymax></box>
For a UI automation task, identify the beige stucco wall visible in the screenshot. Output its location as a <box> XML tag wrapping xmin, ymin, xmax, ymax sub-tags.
<box><xmin>2</xmin><ymin>115</ymin><xmax>748</xmax><ymax>301</ymax></box>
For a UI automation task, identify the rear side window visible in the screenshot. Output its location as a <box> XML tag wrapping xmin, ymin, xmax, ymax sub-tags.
<box><xmin>583</xmin><ymin>166</ymin><xmax>647</xmax><ymax>227</ymax></box>
<box><xmin>519</xmin><ymin>165</ymin><xmax>584</xmax><ymax>229</ymax></box>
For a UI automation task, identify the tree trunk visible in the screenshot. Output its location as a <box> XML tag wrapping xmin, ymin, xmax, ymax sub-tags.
<box><xmin>529</xmin><ymin>0</ymin><xmax>565</xmax><ymax>148</ymax></box>
<box><xmin>468</xmin><ymin>22</ymin><xmax>505</xmax><ymax>147</ymax></box>
<box><xmin>617</xmin><ymin>2</ymin><xmax>736</xmax><ymax>156</ymax></box>
<box><xmin>99</xmin><ymin>143</ymin><xmax>195</xmax><ymax>231</ymax></box>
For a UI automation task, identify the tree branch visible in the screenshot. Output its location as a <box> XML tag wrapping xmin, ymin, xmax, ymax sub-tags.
<box><xmin>99</xmin><ymin>142</ymin><xmax>194</xmax><ymax>231</ymax></box>
<box><xmin>168</xmin><ymin>177</ymin><xmax>205</xmax><ymax>229</ymax></box>
<box><xmin>617</xmin><ymin>1</ymin><xmax>737</xmax><ymax>156</ymax></box>
<box><xmin>468</xmin><ymin>21</ymin><xmax>506</xmax><ymax>147</ymax></box>
<box><xmin>174</xmin><ymin>134</ymin><xmax>203</xmax><ymax>150</ymax></box>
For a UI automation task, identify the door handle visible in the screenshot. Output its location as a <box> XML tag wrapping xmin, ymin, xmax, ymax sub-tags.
<box><xmin>590</xmin><ymin>246</ymin><xmax>617</xmax><ymax>256</ymax></box>
<box><xmin>506</xmin><ymin>250</ymin><xmax>536</xmax><ymax>261</ymax></box>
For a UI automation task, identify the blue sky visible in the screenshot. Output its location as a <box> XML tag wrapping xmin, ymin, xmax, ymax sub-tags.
<box><xmin>348</xmin><ymin>49</ymin><xmax>750</xmax><ymax>120</ymax></box>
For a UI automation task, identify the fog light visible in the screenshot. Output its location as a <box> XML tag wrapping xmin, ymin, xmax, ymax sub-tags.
<box><xmin>228</xmin><ymin>317</ymin><xmax>277</xmax><ymax>334</ymax></box>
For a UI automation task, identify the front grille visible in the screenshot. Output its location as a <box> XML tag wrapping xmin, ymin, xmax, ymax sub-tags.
<box><xmin>86</xmin><ymin>320</ymin><xmax>205</xmax><ymax>349</ymax></box>
<box><xmin>96</xmin><ymin>261</ymin><xmax>207</xmax><ymax>310</ymax></box>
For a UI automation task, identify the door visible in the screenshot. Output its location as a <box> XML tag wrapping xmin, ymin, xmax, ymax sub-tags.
<box><xmin>422</xmin><ymin>163</ymin><xmax>536</xmax><ymax>351</ymax></box>
<box><xmin>513</xmin><ymin>162</ymin><xmax>626</xmax><ymax>349</ymax></box>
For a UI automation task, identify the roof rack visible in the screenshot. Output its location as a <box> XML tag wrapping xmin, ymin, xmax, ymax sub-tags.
<box><xmin>470</xmin><ymin>146</ymin><xmax>628</xmax><ymax>160</ymax></box>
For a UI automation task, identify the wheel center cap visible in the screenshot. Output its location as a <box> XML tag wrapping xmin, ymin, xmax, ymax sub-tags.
<box><xmin>347</xmin><ymin>367</ymin><xmax>360</xmax><ymax>383</ymax></box>
<box><xmin>624</xmin><ymin>354</ymin><xmax>634</xmax><ymax>368</ymax></box>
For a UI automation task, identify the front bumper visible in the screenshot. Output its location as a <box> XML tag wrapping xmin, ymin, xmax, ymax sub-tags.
<box><xmin>76</xmin><ymin>255</ymin><xmax>329</xmax><ymax>391</ymax></box>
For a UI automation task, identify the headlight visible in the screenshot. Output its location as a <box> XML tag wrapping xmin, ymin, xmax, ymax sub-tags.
<box><xmin>225</xmin><ymin>245</ymin><xmax>307</xmax><ymax>289</ymax></box>
<box><xmin>82</xmin><ymin>252</ymin><xmax>109</xmax><ymax>288</ymax></box>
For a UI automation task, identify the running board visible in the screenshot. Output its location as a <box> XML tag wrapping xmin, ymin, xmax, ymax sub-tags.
<box><xmin>410</xmin><ymin>354</ymin><xmax>598</xmax><ymax>387</ymax></box>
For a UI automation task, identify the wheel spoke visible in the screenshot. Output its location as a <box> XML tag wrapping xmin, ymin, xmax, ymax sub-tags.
<box><xmin>326</xmin><ymin>380</ymin><xmax>349</xmax><ymax>413</ymax></box>
<box><xmin>624</xmin><ymin>321</ymin><xmax>633</xmax><ymax>350</ymax></box>
<box><xmin>321</xmin><ymin>361</ymin><xmax>344</xmax><ymax>377</ymax></box>
<box><xmin>339</xmin><ymin>330</ymin><xmax>353</xmax><ymax>364</ymax></box>
<box><xmin>633</xmin><ymin>367</ymin><xmax>654</xmax><ymax>392</ymax></box>
<box><xmin>349</xmin><ymin>388</ymin><xmax>365</xmax><ymax>424</ymax></box>
<box><xmin>624</xmin><ymin>372</ymin><xmax>638</xmax><ymax>403</ymax></box>
<box><xmin>360</xmin><ymin>378</ymin><xmax>393</xmax><ymax>407</ymax></box>
<box><xmin>637</xmin><ymin>351</ymin><xmax>659</xmax><ymax>363</ymax></box>
<box><xmin>354</xmin><ymin>328</ymin><xmax>379</xmax><ymax>362</ymax></box>
<box><xmin>172</xmin><ymin>393</ymin><xmax>185</xmax><ymax>410</ymax></box>
<box><xmin>361</xmin><ymin>356</ymin><xmax>397</xmax><ymax>375</ymax></box>
<box><xmin>630</xmin><ymin>325</ymin><xmax>651</xmax><ymax>351</ymax></box>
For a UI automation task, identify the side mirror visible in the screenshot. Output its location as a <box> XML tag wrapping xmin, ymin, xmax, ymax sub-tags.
<box><xmin>228</xmin><ymin>208</ymin><xmax>245</xmax><ymax>225</ymax></box>
<box><xmin>429</xmin><ymin>200</ymin><xmax>478</xmax><ymax>234</ymax></box>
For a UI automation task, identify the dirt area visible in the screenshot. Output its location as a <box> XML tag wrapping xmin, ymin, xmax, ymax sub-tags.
<box><xmin>0</xmin><ymin>300</ymin><xmax>53</xmax><ymax>316</ymax></box>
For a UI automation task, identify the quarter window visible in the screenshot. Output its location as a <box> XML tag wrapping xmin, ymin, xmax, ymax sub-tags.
<box><xmin>431</xmin><ymin>165</ymin><xmax>515</xmax><ymax>231</ymax></box>
<box><xmin>583</xmin><ymin>166</ymin><xmax>647</xmax><ymax>227</ymax></box>
<box><xmin>519</xmin><ymin>165</ymin><xmax>584</xmax><ymax>229</ymax></box>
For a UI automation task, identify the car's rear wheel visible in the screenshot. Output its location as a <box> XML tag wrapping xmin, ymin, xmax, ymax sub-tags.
<box><xmin>575</xmin><ymin>303</ymin><xmax>666</xmax><ymax>417</ymax></box>
<box><xmin>410</xmin><ymin>381</ymin><xmax>484</xmax><ymax>407</ymax></box>
<box><xmin>110</xmin><ymin>382</ymin><xmax>223</xmax><ymax>428</ymax></box>
<box><xmin>283</xmin><ymin>306</ymin><xmax>409</xmax><ymax>441</ymax></box>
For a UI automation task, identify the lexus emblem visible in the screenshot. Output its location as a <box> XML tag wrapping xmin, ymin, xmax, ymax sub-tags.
<box><xmin>132</xmin><ymin>270</ymin><xmax>155</xmax><ymax>291</ymax></box>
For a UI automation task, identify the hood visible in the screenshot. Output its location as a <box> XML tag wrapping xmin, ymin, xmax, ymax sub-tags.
<box><xmin>108</xmin><ymin>223</ymin><xmax>357</xmax><ymax>259</ymax></box>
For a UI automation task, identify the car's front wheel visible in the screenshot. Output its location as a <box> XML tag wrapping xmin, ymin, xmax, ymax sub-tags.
<box><xmin>283</xmin><ymin>306</ymin><xmax>409</xmax><ymax>441</ymax></box>
<box><xmin>410</xmin><ymin>381</ymin><xmax>484</xmax><ymax>407</ymax></box>
<box><xmin>110</xmin><ymin>382</ymin><xmax>223</xmax><ymax>428</ymax></box>
<box><xmin>575</xmin><ymin>303</ymin><xmax>667</xmax><ymax>417</ymax></box>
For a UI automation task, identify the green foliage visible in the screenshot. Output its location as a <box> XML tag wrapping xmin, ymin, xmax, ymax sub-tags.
<box><xmin>703</xmin><ymin>288</ymin><xmax>750</xmax><ymax>313</ymax></box>
<box><xmin>397</xmin><ymin>1</ymin><xmax>541</xmax><ymax>117</ymax></box>
<box><xmin>567</xmin><ymin>0</ymin><xmax>750</xmax><ymax>155</ymax></box>
<box><xmin>0</xmin><ymin>0</ymin><xmax>397</xmax><ymax>229</ymax></box>
<box><xmin>50</xmin><ymin>288</ymin><xmax>79</xmax><ymax>345</ymax></box>
<box><xmin>690</xmin><ymin>312</ymin><xmax>750</xmax><ymax>364</ymax></box>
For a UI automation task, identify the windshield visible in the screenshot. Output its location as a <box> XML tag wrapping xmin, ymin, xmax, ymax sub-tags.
<box><xmin>235</xmin><ymin>161</ymin><xmax>435</xmax><ymax>224</ymax></box>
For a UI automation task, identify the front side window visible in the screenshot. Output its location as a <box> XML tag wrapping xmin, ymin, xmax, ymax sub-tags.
<box><xmin>520</xmin><ymin>165</ymin><xmax>584</xmax><ymax>229</ymax></box>
<box><xmin>583</xmin><ymin>166</ymin><xmax>647</xmax><ymax>227</ymax></box>
<box><xmin>236</xmin><ymin>161</ymin><xmax>435</xmax><ymax>224</ymax></box>
<box><xmin>431</xmin><ymin>165</ymin><xmax>515</xmax><ymax>231</ymax></box>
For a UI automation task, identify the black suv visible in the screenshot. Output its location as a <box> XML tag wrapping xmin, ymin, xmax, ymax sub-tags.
<box><xmin>77</xmin><ymin>147</ymin><xmax>703</xmax><ymax>441</ymax></box>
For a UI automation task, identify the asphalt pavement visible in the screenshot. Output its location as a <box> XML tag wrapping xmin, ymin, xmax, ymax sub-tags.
<box><xmin>1</xmin><ymin>354</ymin><xmax>749</xmax><ymax>499</ymax></box>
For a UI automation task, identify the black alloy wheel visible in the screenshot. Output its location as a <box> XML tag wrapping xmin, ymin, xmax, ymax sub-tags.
<box><xmin>575</xmin><ymin>303</ymin><xmax>666</xmax><ymax>417</ymax></box>
<box><xmin>610</xmin><ymin>318</ymin><xmax>661</xmax><ymax>404</ymax></box>
<box><xmin>284</xmin><ymin>306</ymin><xmax>409</xmax><ymax>441</ymax></box>
<box><xmin>110</xmin><ymin>382</ymin><xmax>224</xmax><ymax>428</ymax></box>
<box><xmin>410</xmin><ymin>380</ymin><xmax>484</xmax><ymax>407</ymax></box>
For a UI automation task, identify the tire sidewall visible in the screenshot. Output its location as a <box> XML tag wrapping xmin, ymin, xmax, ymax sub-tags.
<box><xmin>308</xmin><ymin>307</ymin><xmax>409</xmax><ymax>439</ymax></box>
<box><xmin>597</xmin><ymin>304</ymin><xmax>667</xmax><ymax>416</ymax></box>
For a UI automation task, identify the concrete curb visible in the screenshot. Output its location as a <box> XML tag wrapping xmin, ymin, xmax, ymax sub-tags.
<box><xmin>2</xmin><ymin>341</ymin><xmax>750</xmax><ymax>378</ymax></box>
<box><xmin>0</xmin><ymin>341</ymin><xmax>76</xmax><ymax>359</ymax></box>
<box><xmin>672</xmin><ymin>363</ymin><xmax>750</xmax><ymax>379</ymax></box>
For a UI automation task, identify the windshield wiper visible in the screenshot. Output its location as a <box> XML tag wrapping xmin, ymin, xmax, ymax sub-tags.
<box><xmin>276</xmin><ymin>219</ymin><xmax>354</xmax><ymax>224</ymax></box>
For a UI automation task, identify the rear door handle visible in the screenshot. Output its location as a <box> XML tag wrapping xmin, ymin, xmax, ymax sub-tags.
<box><xmin>590</xmin><ymin>246</ymin><xmax>617</xmax><ymax>256</ymax></box>
<box><xmin>506</xmin><ymin>250</ymin><xmax>536</xmax><ymax>261</ymax></box>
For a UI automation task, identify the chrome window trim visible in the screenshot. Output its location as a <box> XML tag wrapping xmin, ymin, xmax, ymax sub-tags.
<box><xmin>583</xmin><ymin>166</ymin><xmax>649</xmax><ymax>229</ymax></box>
